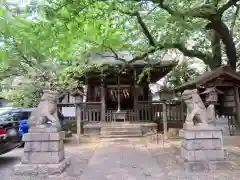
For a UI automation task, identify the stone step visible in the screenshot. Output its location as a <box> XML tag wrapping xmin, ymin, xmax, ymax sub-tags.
<box><xmin>101</xmin><ymin>131</ymin><xmax>142</xmax><ymax>135</ymax></box>
<box><xmin>102</xmin><ymin>125</ymin><xmax>141</xmax><ymax>128</ymax></box>
<box><xmin>101</xmin><ymin>127</ymin><xmax>141</xmax><ymax>132</ymax></box>
<box><xmin>99</xmin><ymin>123</ymin><xmax>144</xmax><ymax>138</ymax></box>
<box><xmin>101</xmin><ymin>131</ymin><xmax>142</xmax><ymax>136</ymax></box>
<box><xmin>102</xmin><ymin>124</ymin><xmax>141</xmax><ymax>127</ymax></box>
<box><xmin>100</xmin><ymin>134</ymin><xmax>143</xmax><ymax>138</ymax></box>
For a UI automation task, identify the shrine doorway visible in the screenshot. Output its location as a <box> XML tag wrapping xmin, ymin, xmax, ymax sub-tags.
<box><xmin>106</xmin><ymin>85</ymin><xmax>133</xmax><ymax>110</ymax></box>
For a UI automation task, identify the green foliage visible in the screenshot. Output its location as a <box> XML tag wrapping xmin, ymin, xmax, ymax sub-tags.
<box><xmin>0</xmin><ymin>0</ymin><xmax>239</xmax><ymax>106</ymax></box>
<box><xmin>0</xmin><ymin>82</ymin><xmax>43</xmax><ymax>108</ymax></box>
<box><xmin>167</xmin><ymin>59</ymin><xmax>202</xmax><ymax>88</ymax></box>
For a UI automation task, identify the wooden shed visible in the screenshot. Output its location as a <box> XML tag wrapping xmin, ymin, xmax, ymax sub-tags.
<box><xmin>174</xmin><ymin>65</ymin><xmax>240</xmax><ymax>126</ymax></box>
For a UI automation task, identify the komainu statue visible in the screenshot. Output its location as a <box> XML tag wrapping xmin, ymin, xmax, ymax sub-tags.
<box><xmin>182</xmin><ymin>89</ymin><xmax>216</xmax><ymax>126</ymax></box>
<box><xmin>28</xmin><ymin>90</ymin><xmax>61</xmax><ymax>128</ymax></box>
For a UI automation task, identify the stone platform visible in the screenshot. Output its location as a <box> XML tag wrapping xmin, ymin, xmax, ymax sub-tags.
<box><xmin>177</xmin><ymin>124</ymin><xmax>234</xmax><ymax>172</ymax></box>
<box><xmin>14</xmin><ymin>126</ymin><xmax>70</xmax><ymax>175</ymax></box>
<box><xmin>84</xmin><ymin>122</ymin><xmax>157</xmax><ymax>138</ymax></box>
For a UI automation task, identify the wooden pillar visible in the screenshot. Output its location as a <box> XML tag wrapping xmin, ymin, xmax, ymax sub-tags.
<box><xmin>180</xmin><ymin>98</ymin><xmax>185</xmax><ymax>123</ymax></box>
<box><xmin>100</xmin><ymin>78</ymin><xmax>106</xmax><ymax>122</ymax></box>
<box><xmin>117</xmin><ymin>75</ymin><xmax>121</xmax><ymax>112</ymax></box>
<box><xmin>162</xmin><ymin>101</ymin><xmax>168</xmax><ymax>140</ymax></box>
<box><xmin>133</xmin><ymin>70</ymin><xmax>138</xmax><ymax>121</ymax></box>
<box><xmin>75</xmin><ymin>95</ymin><xmax>82</xmax><ymax>144</ymax></box>
<box><xmin>234</xmin><ymin>86</ymin><xmax>240</xmax><ymax>124</ymax></box>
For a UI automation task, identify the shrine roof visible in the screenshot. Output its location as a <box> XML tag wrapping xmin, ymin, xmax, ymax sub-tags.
<box><xmin>174</xmin><ymin>65</ymin><xmax>240</xmax><ymax>92</ymax></box>
<box><xmin>89</xmin><ymin>51</ymin><xmax>177</xmax><ymax>67</ymax></box>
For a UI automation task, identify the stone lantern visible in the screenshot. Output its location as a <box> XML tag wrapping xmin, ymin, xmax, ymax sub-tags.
<box><xmin>158</xmin><ymin>87</ymin><xmax>174</xmax><ymax>139</ymax></box>
<box><xmin>200</xmin><ymin>87</ymin><xmax>223</xmax><ymax>105</ymax></box>
<box><xmin>71</xmin><ymin>88</ymin><xmax>84</xmax><ymax>143</ymax></box>
<box><xmin>159</xmin><ymin>87</ymin><xmax>174</xmax><ymax>101</ymax></box>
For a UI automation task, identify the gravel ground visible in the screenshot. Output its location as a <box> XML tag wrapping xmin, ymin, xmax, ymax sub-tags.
<box><xmin>146</xmin><ymin>139</ymin><xmax>240</xmax><ymax>180</ymax></box>
<box><xmin>0</xmin><ymin>143</ymin><xmax>97</xmax><ymax>180</ymax></box>
<box><xmin>1</xmin><ymin>138</ymin><xmax>240</xmax><ymax>180</ymax></box>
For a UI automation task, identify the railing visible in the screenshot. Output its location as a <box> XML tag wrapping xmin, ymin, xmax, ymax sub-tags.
<box><xmin>138</xmin><ymin>101</ymin><xmax>162</xmax><ymax>121</ymax></box>
<box><xmin>138</xmin><ymin>101</ymin><xmax>184</xmax><ymax>122</ymax></box>
<box><xmin>166</xmin><ymin>103</ymin><xmax>185</xmax><ymax>122</ymax></box>
<box><xmin>58</xmin><ymin>100</ymin><xmax>185</xmax><ymax>122</ymax></box>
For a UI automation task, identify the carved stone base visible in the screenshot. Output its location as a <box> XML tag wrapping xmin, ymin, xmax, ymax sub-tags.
<box><xmin>14</xmin><ymin>126</ymin><xmax>70</xmax><ymax>175</ymax></box>
<box><xmin>14</xmin><ymin>157</ymin><xmax>70</xmax><ymax>175</ymax></box>
<box><xmin>177</xmin><ymin>123</ymin><xmax>234</xmax><ymax>172</ymax></box>
<box><xmin>176</xmin><ymin>155</ymin><xmax>234</xmax><ymax>172</ymax></box>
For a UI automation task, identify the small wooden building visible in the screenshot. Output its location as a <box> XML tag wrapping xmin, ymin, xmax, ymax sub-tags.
<box><xmin>174</xmin><ymin>65</ymin><xmax>240</xmax><ymax>131</ymax></box>
<box><xmin>59</xmin><ymin>51</ymin><xmax>179</xmax><ymax>122</ymax></box>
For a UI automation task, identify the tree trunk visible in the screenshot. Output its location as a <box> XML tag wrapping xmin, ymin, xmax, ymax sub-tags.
<box><xmin>206</xmin><ymin>15</ymin><xmax>237</xmax><ymax>70</ymax></box>
<box><xmin>209</xmin><ymin>31</ymin><xmax>222</xmax><ymax>69</ymax></box>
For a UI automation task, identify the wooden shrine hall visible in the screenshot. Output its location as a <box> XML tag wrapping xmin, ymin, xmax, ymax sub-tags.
<box><xmin>58</xmin><ymin>51</ymin><xmax>180</xmax><ymax>137</ymax></box>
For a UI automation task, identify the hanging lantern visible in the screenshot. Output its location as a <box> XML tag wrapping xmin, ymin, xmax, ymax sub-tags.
<box><xmin>200</xmin><ymin>87</ymin><xmax>223</xmax><ymax>104</ymax></box>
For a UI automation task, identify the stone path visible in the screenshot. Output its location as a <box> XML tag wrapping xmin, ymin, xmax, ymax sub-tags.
<box><xmin>79</xmin><ymin>138</ymin><xmax>164</xmax><ymax>180</ymax></box>
<box><xmin>2</xmin><ymin>138</ymin><xmax>240</xmax><ymax>180</ymax></box>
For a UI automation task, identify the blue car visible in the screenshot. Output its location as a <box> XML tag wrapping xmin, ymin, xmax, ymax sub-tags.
<box><xmin>18</xmin><ymin>110</ymin><xmax>67</xmax><ymax>136</ymax></box>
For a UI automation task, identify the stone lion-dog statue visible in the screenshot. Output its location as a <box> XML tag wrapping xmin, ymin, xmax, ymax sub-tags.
<box><xmin>28</xmin><ymin>90</ymin><xmax>62</xmax><ymax>128</ymax></box>
<box><xmin>182</xmin><ymin>89</ymin><xmax>215</xmax><ymax>126</ymax></box>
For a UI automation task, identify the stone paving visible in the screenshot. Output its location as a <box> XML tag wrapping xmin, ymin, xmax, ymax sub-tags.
<box><xmin>1</xmin><ymin>138</ymin><xmax>240</xmax><ymax>179</ymax></box>
<box><xmin>79</xmin><ymin>138</ymin><xmax>165</xmax><ymax>180</ymax></box>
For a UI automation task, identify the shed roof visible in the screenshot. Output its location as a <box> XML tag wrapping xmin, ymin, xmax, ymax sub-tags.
<box><xmin>174</xmin><ymin>65</ymin><xmax>240</xmax><ymax>91</ymax></box>
<box><xmin>200</xmin><ymin>87</ymin><xmax>224</xmax><ymax>94</ymax></box>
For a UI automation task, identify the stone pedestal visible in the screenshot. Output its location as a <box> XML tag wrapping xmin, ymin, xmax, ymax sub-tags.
<box><xmin>14</xmin><ymin>126</ymin><xmax>70</xmax><ymax>175</ymax></box>
<box><xmin>215</xmin><ymin>117</ymin><xmax>230</xmax><ymax>136</ymax></box>
<box><xmin>177</xmin><ymin>123</ymin><xmax>233</xmax><ymax>172</ymax></box>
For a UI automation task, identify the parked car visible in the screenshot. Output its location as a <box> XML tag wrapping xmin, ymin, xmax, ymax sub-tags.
<box><xmin>0</xmin><ymin>122</ymin><xmax>22</xmax><ymax>155</ymax></box>
<box><xmin>0</xmin><ymin>107</ymin><xmax>34</xmax><ymax>151</ymax></box>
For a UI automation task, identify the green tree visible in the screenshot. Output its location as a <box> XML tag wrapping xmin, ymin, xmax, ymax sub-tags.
<box><xmin>0</xmin><ymin>4</ymin><xmax>76</xmax><ymax>107</ymax></box>
<box><xmin>44</xmin><ymin>0</ymin><xmax>240</xmax><ymax>70</ymax></box>
<box><xmin>1</xmin><ymin>0</ymin><xmax>240</xmax><ymax>106</ymax></box>
<box><xmin>167</xmin><ymin>59</ymin><xmax>202</xmax><ymax>88</ymax></box>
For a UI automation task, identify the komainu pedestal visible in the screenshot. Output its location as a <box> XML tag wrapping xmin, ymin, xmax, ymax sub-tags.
<box><xmin>14</xmin><ymin>126</ymin><xmax>70</xmax><ymax>175</ymax></box>
<box><xmin>178</xmin><ymin>124</ymin><xmax>233</xmax><ymax>172</ymax></box>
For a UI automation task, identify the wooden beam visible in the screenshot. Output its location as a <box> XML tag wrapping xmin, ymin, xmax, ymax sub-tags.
<box><xmin>133</xmin><ymin>69</ymin><xmax>139</xmax><ymax>121</ymax></box>
<box><xmin>162</xmin><ymin>102</ymin><xmax>168</xmax><ymax>140</ymax></box>
<box><xmin>234</xmin><ymin>87</ymin><xmax>240</xmax><ymax>124</ymax></box>
<box><xmin>75</xmin><ymin>96</ymin><xmax>82</xmax><ymax>144</ymax></box>
<box><xmin>100</xmin><ymin>78</ymin><xmax>106</xmax><ymax>122</ymax></box>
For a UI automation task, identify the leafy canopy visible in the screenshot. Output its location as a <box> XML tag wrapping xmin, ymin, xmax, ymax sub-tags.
<box><xmin>0</xmin><ymin>0</ymin><xmax>240</xmax><ymax>106</ymax></box>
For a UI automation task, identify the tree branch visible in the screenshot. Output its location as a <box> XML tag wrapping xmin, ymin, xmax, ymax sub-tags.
<box><xmin>96</xmin><ymin>50</ymin><xmax>127</xmax><ymax>64</ymax></box>
<box><xmin>117</xmin><ymin>10</ymin><xmax>156</xmax><ymax>47</ymax></box>
<box><xmin>218</xmin><ymin>0</ymin><xmax>240</xmax><ymax>15</ymax></box>
<box><xmin>172</xmin><ymin>44</ymin><xmax>212</xmax><ymax>64</ymax></box>
<box><xmin>155</xmin><ymin>0</ymin><xmax>215</xmax><ymax>19</ymax></box>
<box><xmin>157</xmin><ymin>0</ymin><xmax>175</xmax><ymax>15</ymax></box>
<box><xmin>230</xmin><ymin>4</ymin><xmax>240</xmax><ymax>36</ymax></box>
<box><xmin>128</xmin><ymin>43</ymin><xmax>212</xmax><ymax>65</ymax></box>
<box><xmin>135</xmin><ymin>12</ymin><xmax>156</xmax><ymax>46</ymax></box>
<box><xmin>128</xmin><ymin>47</ymin><xmax>160</xmax><ymax>64</ymax></box>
